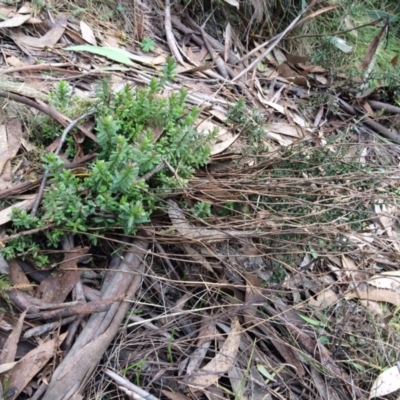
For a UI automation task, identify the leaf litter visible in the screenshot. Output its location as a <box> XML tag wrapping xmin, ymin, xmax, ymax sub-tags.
<box><xmin>0</xmin><ymin>1</ymin><xmax>399</xmax><ymax>399</ymax></box>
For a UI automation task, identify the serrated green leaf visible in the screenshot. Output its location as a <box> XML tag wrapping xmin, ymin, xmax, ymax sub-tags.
<box><xmin>140</xmin><ymin>38</ymin><xmax>155</xmax><ymax>53</ymax></box>
<box><xmin>64</xmin><ymin>45</ymin><xmax>135</xmax><ymax>66</ymax></box>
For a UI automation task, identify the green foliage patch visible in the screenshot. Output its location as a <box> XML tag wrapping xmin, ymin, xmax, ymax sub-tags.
<box><xmin>1</xmin><ymin>60</ymin><xmax>215</xmax><ymax>266</ymax></box>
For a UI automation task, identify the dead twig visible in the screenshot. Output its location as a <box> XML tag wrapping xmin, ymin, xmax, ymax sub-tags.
<box><xmin>26</xmin><ymin>297</ymin><xmax>123</xmax><ymax>320</ymax></box>
<box><xmin>232</xmin><ymin>2</ymin><xmax>316</xmax><ymax>83</ymax></box>
<box><xmin>165</xmin><ymin>0</ymin><xmax>184</xmax><ymax>65</ymax></box>
<box><xmin>105</xmin><ymin>369</ymin><xmax>159</xmax><ymax>400</ymax></box>
<box><xmin>0</xmin><ymin>89</ymin><xmax>97</xmax><ymax>142</ymax></box>
<box><xmin>42</xmin><ymin>239</ymin><xmax>149</xmax><ymax>400</ymax></box>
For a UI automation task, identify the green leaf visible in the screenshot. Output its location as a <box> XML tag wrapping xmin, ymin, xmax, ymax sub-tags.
<box><xmin>0</xmin><ymin>13</ymin><xmax>7</xmax><ymax>21</ymax></box>
<box><xmin>326</xmin><ymin>36</ymin><xmax>352</xmax><ymax>53</ymax></box>
<box><xmin>140</xmin><ymin>38</ymin><xmax>155</xmax><ymax>53</ymax></box>
<box><xmin>64</xmin><ymin>45</ymin><xmax>135</xmax><ymax>66</ymax></box>
<box><xmin>256</xmin><ymin>365</ymin><xmax>276</xmax><ymax>382</ymax></box>
<box><xmin>298</xmin><ymin>314</ymin><xmax>326</xmax><ymax>328</ymax></box>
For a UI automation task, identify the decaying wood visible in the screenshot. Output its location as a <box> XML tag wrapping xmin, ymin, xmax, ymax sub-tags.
<box><xmin>42</xmin><ymin>238</ymin><xmax>148</xmax><ymax>399</ymax></box>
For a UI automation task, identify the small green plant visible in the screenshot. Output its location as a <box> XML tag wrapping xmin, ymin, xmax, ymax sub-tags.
<box><xmin>140</xmin><ymin>37</ymin><xmax>155</xmax><ymax>52</ymax></box>
<box><xmin>30</xmin><ymin>80</ymin><xmax>93</xmax><ymax>147</ymax></box>
<box><xmin>191</xmin><ymin>201</ymin><xmax>212</xmax><ymax>218</ymax></box>
<box><xmin>227</xmin><ymin>98</ymin><xmax>267</xmax><ymax>155</ymax></box>
<box><xmin>1</xmin><ymin>60</ymin><xmax>215</xmax><ymax>265</ymax></box>
<box><xmin>120</xmin><ymin>358</ymin><xmax>146</xmax><ymax>386</ymax></box>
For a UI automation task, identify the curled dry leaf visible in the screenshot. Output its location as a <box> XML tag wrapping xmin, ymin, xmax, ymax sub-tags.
<box><xmin>186</xmin><ymin>317</ymin><xmax>241</xmax><ymax>388</ymax></box>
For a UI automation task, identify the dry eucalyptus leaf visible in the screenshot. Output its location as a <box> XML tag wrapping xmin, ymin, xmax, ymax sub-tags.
<box><xmin>80</xmin><ymin>20</ymin><xmax>96</xmax><ymax>45</ymax></box>
<box><xmin>11</xmin><ymin>19</ymin><xmax>66</xmax><ymax>48</ymax></box>
<box><xmin>0</xmin><ymin>13</ymin><xmax>30</xmax><ymax>28</ymax></box>
<box><xmin>369</xmin><ymin>365</ymin><xmax>400</xmax><ymax>398</ymax></box>
<box><xmin>186</xmin><ymin>317</ymin><xmax>241</xmax><ymax>388</ymax></box>
<box><xmin>222</xmin><ymin>0</ymin><xmax>239</xmax><ymax>9</ymax></box>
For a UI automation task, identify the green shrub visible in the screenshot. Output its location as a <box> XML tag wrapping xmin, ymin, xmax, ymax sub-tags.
<box><xmin>2</xmin><ymin>61</ymin><xmax>215</xmax><ymax>265</ymax></box>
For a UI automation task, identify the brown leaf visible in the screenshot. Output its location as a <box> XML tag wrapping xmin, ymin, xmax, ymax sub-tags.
<box><xmin>162</xmin><ymin>391</ymin><xmax>191</xmax><ymax>400</ymax></box>
<box><xmin>8</xmin><ymin>259</ymin><xmax>31</xmax><ymax>289</ymax></box>
<box><xmin>8</xmin><ymin>332</ymin><xmax>67</xmax><ymax>398</ymax></box>
<box><xmin>10</xmin><ymin>19</ymin><xmax>67</xmax><ymax>49</ymax></box>
<box><xmin>35</xmin><ymin>246</ymin><xmax>89</xmax><ymax>304</ymax></box>
<box><xmin>360</xmin><ymin>23</ymin><xmax>387</xmax><ymax>70</ymax></box>
<box><xmin>277</xmin><ymin>63</ymin><xmax>297</xmax><ymax>78</ymax></box>
<box><xmin>211</xmin><ymin>131</ymin><xmax>239</xmax><ymax>155</ymax></box>
<box><xmin>0</xmin><ymin>310</ymin><xmax>26</xmax><ymax>364</ymax></box>
<box><xmin>80</xmin><ymin>20</ymin><xmax>96</xmax><ymax>45</ymax></box>
<box><xmin>391</xmin><ymin>55</ymin><xmax>399</xmax><ymax>67</ymax></box>
<box><xmin>285</xmin><ymin>53</ymin><xmax>311</xmax><ymax>64</ymax></box>
<box><xmin>346</xmin><ymin>287</ymin><xmax>400</xmax><ymax>306</ymax></box>
<box><xmin>187</xmin><ymin>317</ymin><xmax>241</xmax><ymax>388</ymax></box>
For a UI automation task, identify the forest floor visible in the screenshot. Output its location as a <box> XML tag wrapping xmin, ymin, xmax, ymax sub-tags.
<box><xmin>0</xmin><ymin>1</ymin><xmax>400</xmax><ymax>399</ymax></box>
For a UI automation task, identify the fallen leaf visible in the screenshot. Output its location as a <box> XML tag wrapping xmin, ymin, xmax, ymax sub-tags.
<box><xmin>298</xmin><ymin>5</ymin><xmax>339</xmax><ymax>26</ymax></box>
<box><xmin>268</xmin><ymin>122</ymin><xmax>304</xmax><ymax>138</ymax></box>
<box><xmin>222</xmin><ymin>0</ymin><xmax>239</xmax><ymax>9</ymax></box>
<box><xmin>344</xmin><ymin>15</ymin><xmax>358</xmax><ymax>37</ymax></box>
<box><xmin>0</xmin><ymin>361</ymin><xmax>18</xmax><ymax>374</ymax></box>
<box><xmin>262</xmin><ymin>100</ymin><xmax>309</xmax><ymax>128</ymax></box>
<box><xmin>35</xmin><ymin>246</ymin><xmax>88</xmax><ymax>303</ymax></box>
<box><xmin>10</xmin><ymin>19</ymin><xmax>66</xmax><ymax>48</ymax></box>
<box><xmin>167</xmin><ymin>200</ymin><xmax>254</xmax><ymax>242</ymax></box>
<box><xmin>65</xmin><ymin>44</ymin><xmax>166</xmax><ymax>66</ymax></box>
<box><xmin>187</xmin><ymin>317</ymin><xmax>241</xmax><ymax>388</ymax></box>
<box><xmin>8</xmin><ymin>333</ymin><xmax>67</xmax><ymax>398</ymax></box>
<box><xmin>0</xmin><ymin>310</ymin><xmax>26</xmax><ymax>364</ymax></box>
<box><xmin>273</xmin><ymin>48</ymin><xmax>287</xmax><ymax>64</ymax></box>
<box><xmin>211</xmin><ymin>132</ymin><xmax>239</xmax><ymax>155</ymax></box>
<box><xmin>309</xmin><ymin>289</ymin><xmax>338</xmax><ymax>308</ymax></box>
<box><xmin>347</xmin><ymin>288</ymin><xmax>400</xmax><ymax>306</ymax></box>
<box><xmin>6</xmin><ymin>55</ymin><xmax>27</xmax><ymax>67</ymax></box>
<box><xmin>327</xmin><ymin>36</ymin><xmax>352</xmax><ymax>53</ymax></box>
<box><xmin>18</xmin><ymin>3</ymin><xmax>33</xmax><ymax>13</ymax></box>
<box><xmin>80</xmin><ymin>20</ymin><xmax>96</xmax><ymax>45</ymax></box>
<box><xmin>162</xmin><ymin>390</ymin><xmax>191</xmax><ymax>400</ymax></box>
<box><xmin>369</xmin><ymin>365</ymin><xmax>400</xmax><ymax>398</ymax></box>
<box><xmin>368</xmin><ymin>274</ymin><xmax>400</xmax><ymax>292</ymax></box>
<box><xmin>0</xmin><ymin>198</ymin><xmax>35</xmax><ymax>226</ymax></box>
<box><xmin>361</xmin><ymin>23</ymin><xmax>387</xmax><ymax>70</ymax></box>
<box><xmin>0</xmin><ymin>118</ymin><xmax>23</xmax><ymax>190</ymax></box>
<box><xmin>0</xmin><ymin>13</ymin><xmax>30</xmax><ymax>28</ymax></box>
<box><xmin>285</xmin><ymin>53</ymin><xmax>311</xmax><ymax>64</ymax></box>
